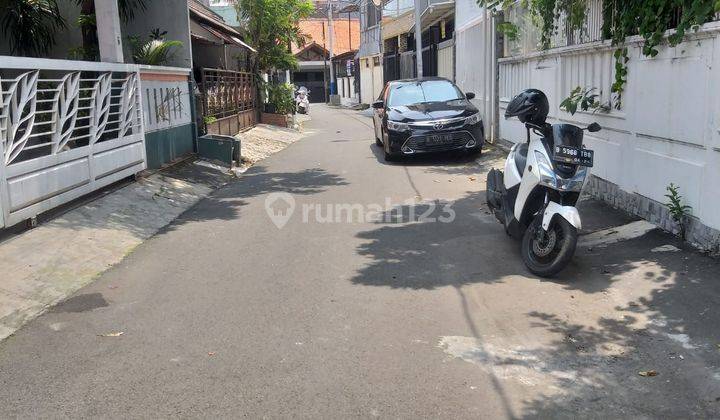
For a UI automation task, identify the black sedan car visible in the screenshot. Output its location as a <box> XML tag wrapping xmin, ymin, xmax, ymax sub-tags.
<box><xmin>372</xmin><ymin>77</ymin><xmax>483</xmax><ymax>161</ymax></box>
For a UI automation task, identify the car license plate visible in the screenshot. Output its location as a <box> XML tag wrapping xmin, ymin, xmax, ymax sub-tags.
<box><xmin>426</xmin><ymin>134</ymin><xmax>453</xmax><ymax>145</ymax></box>
<box><xmin>554</xmin><ymin>145</ymin><xmax>594</xmax><ymax>167</ymax></box>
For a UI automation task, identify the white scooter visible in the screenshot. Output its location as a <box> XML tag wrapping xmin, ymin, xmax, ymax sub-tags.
<box><xmin>486</xmin><ymin>89</ymin><xmax>601</xmax><ymax>277</ymax></box>
<box><xmin>296</xmin><ymin>86</ymin><xmax>310</xmax><ymax>114</ymax></box>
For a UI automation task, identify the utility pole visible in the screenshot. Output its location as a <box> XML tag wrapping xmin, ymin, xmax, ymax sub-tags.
<box><xmin>413</xmin><ymin>0</ymin><xmax>423</xmax><ymax>78</ymax></box>
<box><xmin>328</xmin><ymin>1</ymin><xmax>336</xmax><ymax>97</ymax></box>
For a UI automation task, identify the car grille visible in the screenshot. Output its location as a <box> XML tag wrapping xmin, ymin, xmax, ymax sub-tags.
<box><xmin>404</xmin><ymin>131</ymin><xmax>475</xmax><ymax>153</ymax></box>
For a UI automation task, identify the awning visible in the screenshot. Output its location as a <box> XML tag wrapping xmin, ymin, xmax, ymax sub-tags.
<box><xmin>198</xmin><ymin>23</ymin><xmax>257</xmax><ymax>52</ymax></box>
<box><xmin>382</xmin><ymin>10</ymin><xmax>415</xmax><ymax>40</ymax></box>
<box><xmin>410</xmin><ymin>1</ymin><xmax>455</xmax><ymax>33</ymax></box>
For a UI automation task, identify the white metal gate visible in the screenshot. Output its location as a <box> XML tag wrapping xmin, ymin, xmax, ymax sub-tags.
<box><xmin>0</xmin><ymin>57</ymin><xmax>146</xmax><ymax>228</ymax></box>
<box><xmin>455</xmin><ymin>10</ymin><xmax>498</xmax><ymax>142</ymax></box>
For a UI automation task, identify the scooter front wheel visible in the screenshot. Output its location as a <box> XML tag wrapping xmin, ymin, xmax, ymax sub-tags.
<box><xmin>521</xmin><ymin>215</ymin><xmax>577</xmax><ymax>277</ymax></box>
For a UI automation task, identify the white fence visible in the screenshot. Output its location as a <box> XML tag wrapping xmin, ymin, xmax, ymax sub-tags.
<box><xmin>437</xmin><ymin>39</ymin><xmax>454</xmax><ymax>81</ymax></box>
<box><xmin>498</xmin><ymin>21</ymin><xmax>720</xmax><ymax>236</ymax></box>
<box><xmin>455</xmin><ymin>8</ymin><xmax>498</xmax><ymax>142</ymax></box>
<box><xmin>140</xmin><ymin>69</ymin><xmax>192</xmax><ymax>133</ymax></box>
<box><xmin>0</xmin><ymin>57</ymin><xmax>147</xmax><ymax>228</ymax></box>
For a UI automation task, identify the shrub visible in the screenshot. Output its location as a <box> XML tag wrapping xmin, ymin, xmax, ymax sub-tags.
<box><xmin>265</xmin><ymin>82</ymin><xmax>296</xmax><ymax>115</ymax></box>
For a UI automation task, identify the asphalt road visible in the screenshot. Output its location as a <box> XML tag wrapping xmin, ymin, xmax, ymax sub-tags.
<box><xmin>1</xmin><ymin>105</ymin><xmax>719</xmax><ymax>418</ymax></box>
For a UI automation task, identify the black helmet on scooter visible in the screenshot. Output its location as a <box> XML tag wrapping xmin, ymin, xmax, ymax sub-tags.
<box><xmin>505</xmin><ymin>89</ymin><xmax>549</xmax><ymax>125</ymax></box>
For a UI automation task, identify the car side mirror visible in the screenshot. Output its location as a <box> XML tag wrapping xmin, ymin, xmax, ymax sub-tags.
<box><xmin>372</xmin><ymin>100</ymin><xmax>384</xmax><ymax>109</ymax></box>
<box><xmin>587</xmin><ymin>122</ymin><xmax>601</xmax><ymax>132</ymax></box>
<box><xmin>465</xmin><ymin>92</ymin><xmax>475</xmax><ymax>100</ymax></box>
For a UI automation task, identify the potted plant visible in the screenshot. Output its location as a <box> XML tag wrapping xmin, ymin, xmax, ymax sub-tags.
<box><xmin>261</xmin><ymin>82</ymin><xmax>295</xmax><ymax>128</ymax></box>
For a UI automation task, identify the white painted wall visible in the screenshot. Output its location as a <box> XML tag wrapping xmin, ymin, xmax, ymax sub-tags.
<box><xmin>359</xmin><ymin>56</ymin><xmax>384</xmax><ymax>104</ymax></box>
<box><xmin>455</xmin><ymin>2</ymin><xmax>497</xmax><ymax>141</ymax></box>
<box><xmin>498</xmin><ymin>24</ymin><xmax>720</xmax><ymax>231</ymax></box>
<box><xmin>455</xmin><ymin>0</ymin><xmax>484</xmax><ymax>28</ymax></box>
<box><xmin>437</xmin><ymin>40</ymin><xmax>454</xmax><ymax>81</ymax></box>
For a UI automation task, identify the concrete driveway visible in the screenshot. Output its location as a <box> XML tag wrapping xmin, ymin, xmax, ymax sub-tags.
<box><xmin>0</xmin><ymin>105</ymin><xmax>718</xmax><ymax>418</ymax></box>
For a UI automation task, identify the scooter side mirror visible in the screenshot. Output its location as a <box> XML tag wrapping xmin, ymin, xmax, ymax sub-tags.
<box><xmin>372</xmin><ymin>100</ymin><xmax>384</xmax><ymax>109</ymax></box>
<box><xmin>587</xmin><ymin>122</ymin><xmax>601</xmax><ymax>132</ymax></box>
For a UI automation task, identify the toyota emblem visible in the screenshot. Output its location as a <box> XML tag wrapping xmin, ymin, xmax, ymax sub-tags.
<box><xmin>433</xmin><ymin>122</ymin><xmax>444</xmax><ymax>130</ymax></box>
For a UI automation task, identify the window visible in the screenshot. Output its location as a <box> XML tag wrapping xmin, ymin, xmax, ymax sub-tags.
<box><xmin>388</xmin><ymin>80</ymin><xmax>464</xmax><ymax>107</ymax></box>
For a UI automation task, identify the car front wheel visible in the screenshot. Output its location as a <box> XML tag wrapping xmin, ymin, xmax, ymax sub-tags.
<box><xmin>373</xmin><ymin>123</ymin><xmax>383</xmax><ymax>146</ymax></box>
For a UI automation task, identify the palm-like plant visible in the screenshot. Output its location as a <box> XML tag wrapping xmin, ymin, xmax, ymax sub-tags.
<box><xmin>131</xmin><ymin>39</ymin><xmax>183</xmax><ymax>65</ymax></box>
<box><xmin>0</xmin><ymin>0</ymin><xmax>67</xmax><ymax>56</ymax></box>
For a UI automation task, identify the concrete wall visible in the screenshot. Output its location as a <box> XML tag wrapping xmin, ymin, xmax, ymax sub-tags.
<box><xmin>437</xmin><ymin>39</ymin><xmax>454</xmax><ymax>81</ymax></box>
<box><xmin>359</xmin><ymin>55</ymin><xmax>383</xmax><ymax>104</ymax></box>
<box><xmin>497</xmin><ymin>23</ymin><xmax>720</xmax><ymax>247</ymax></box>
<box><xmin>455</xmin><ymin>3</ymin><xmax>497</xmax><ymax>141</ymax></box>
<box><xmin>455</xmin><ymin>0</ymin><xmax>483</xmax><ymax>28</ymax></box>
<box><xmin>122</xmin><ymin>0</ymin><xmax>192</xmax><ymax>68</ymax></box>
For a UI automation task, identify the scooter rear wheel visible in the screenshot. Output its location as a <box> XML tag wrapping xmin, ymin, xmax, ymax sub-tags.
<box><xmin>521</xmin><ymin>215</ymin><xmax>577</xmax><ymax>277</ymax></box>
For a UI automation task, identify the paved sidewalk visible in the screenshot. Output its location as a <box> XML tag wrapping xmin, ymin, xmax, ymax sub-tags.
<box><xmin>0</xmin><ymin>120</ymin><xmax>310</xmax><ymax>342</ymax></box>
<box><xmin>0</xmin><ymin>162</ymin><xmax>231</xmax><ymax>341</ymax></box>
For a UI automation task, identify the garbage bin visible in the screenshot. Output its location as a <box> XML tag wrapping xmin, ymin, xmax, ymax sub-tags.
<box><xmin>197</xmin><ymin>134</ymin><xmax>241</xmax><ymax>167</ymax></box>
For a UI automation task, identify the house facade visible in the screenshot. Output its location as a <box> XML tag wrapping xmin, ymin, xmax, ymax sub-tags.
<box><xmin>0</xmin><ymin>0</ymin><xmax>260</xmax><ymax>230</ymax></box>
<box><xmin>357</xmin><ymin>0</ymin><xmax>384</xmax><ymax>104</ymax></box>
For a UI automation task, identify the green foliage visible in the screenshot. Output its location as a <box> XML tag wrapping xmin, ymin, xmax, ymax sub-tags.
<box><xmin>478</xmin><ymin>0</ymin><xmax>587</xmax><ymax>49</ymax></box>
<box><xmin>497</xmin><ymin>21</ymin><xmax>520</xmax><ymax>41</ymax></box>
<box><xmin>129</xmin><ymin>31</ymin><xmax>183</xmax><ymax>65</ymax></box>
<box><xmin>560</xmin><ymin>86</ymin><xmax>611</xmax><ymax>115</ymax></box>
<box><xmin>601</xmin><ymin>0</ymin><xmax>720</xmax><ymax>108</ymax></box>
<box><xmin>264</xmin><ymin>82</ymin><xmax>296</xmax><ymax>115</ymax></box>
<box><xmin>0</xmin><ymin>0</ymin><xmax>67</xmax><ymax>56</ymax></box>
<box><xmin>204</xmin><ymin>116</ymin><xmax>218</xmax><ymax>125</ymax></box>
<box><xmin>236</xmin><ymin>0</ymin><xmax>315</xmax><ymax>73</ymax></box>
<box><xmin>117</xmin><ymin>0</ymin><xmax>147</xmax><ymax>23</ymax></box>
<box><xmin>665</xmin><ymin>183</ymin><xmax>692</xmax><ymax>239</ymax></box>
<box><xmin>482</xmin><ymin>0</ymin><xmax>720</xmax><ymax>109</ymax></box>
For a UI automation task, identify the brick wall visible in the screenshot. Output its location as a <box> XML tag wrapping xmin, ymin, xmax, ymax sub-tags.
<box><xmin>261</xmin><ymin>113</ymin><xmax>290</xmax><ymax>128</ymax></box>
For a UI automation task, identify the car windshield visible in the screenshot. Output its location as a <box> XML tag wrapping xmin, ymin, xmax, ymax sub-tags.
<box><xmin>387</xmin><ymin>80</ymin><xmax>464</xmax><ymax>107</ymax></box>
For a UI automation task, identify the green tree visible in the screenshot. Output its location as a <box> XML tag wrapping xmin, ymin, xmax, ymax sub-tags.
<box><xmin>0</xmin><ymin>0</ymin><xmax>67</xmax><ymax>56</ymax></box>
<box><xmin>235</xmin><ymin>0</ymin><xmax>314</xmax><ymax>74</ymax></box>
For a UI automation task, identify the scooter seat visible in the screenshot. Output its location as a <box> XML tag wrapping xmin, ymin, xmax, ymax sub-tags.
<box><xmin>515</xmin><ymin>143</ymin><xmax>528</xmax><ymax>176</ymax></box>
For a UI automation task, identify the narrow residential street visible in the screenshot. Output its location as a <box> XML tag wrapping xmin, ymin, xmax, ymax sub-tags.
<box><xmin>1</xmin><ymin>105</ymin><xmax>719</xmax><ymax>418</ymax></box>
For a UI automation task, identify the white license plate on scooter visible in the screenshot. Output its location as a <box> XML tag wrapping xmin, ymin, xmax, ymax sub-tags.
<box><xmin>554</xmin><ymin>145</ymin><xmax>594</xmax><ymax>167</ymax></box>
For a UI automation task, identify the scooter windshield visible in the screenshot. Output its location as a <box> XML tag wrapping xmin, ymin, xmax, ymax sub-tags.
<box><xmin>552</xmin><ymin>124</ymin><xmax>583</xmax><ymax>148</ymax></box>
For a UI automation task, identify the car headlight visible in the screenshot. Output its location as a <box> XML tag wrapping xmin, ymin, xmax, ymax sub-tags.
<box><xmin>387</xmin><ymin>120</ymin><xmax>409</xmax><ymax>132</ymax></box>
<box><xmin>465</xmin><ymin>112</ymin><xmax>481</xmax><ymax>125</ymax></box>
<box><xmin>534</xmin><ymin>151</ymin><xmax>588</xmax><ymax>191</ymax></box>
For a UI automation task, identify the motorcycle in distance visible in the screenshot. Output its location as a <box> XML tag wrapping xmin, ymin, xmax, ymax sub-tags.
<box><xmin>486</xmin><ymin>89</ymin><xmax>602</xmax><ymax>277</ymax></box>
<box><xmin>296</xmin><ymin>86</ymin><xmax>310</xmax><ymax>114</ymax></box>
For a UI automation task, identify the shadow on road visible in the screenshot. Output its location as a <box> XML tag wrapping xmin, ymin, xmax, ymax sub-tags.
<box><xmin>350</xmin><ymin>189</ymin><xmax>720</xmax><ymax>417</ymax></box>
<box><xmin>160</xmin><ymin>165</ymin><xmax>348</xmax><ymax>233</ymax></box>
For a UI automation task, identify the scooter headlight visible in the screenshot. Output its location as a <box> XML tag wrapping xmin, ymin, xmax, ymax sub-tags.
<box><xmin>534</xmin><ymin>151</ymin><xmax>557</xmax><ymax>188</ymax></box>
<box><xmin>387</xmin><ymin>120</ymin><xmax>409</xmax><ymax>132</ymax></box>
<box><xmin>534</xmin><ymin>151</ymin><xmax>588</xmax><ymax>191</ymax></box>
